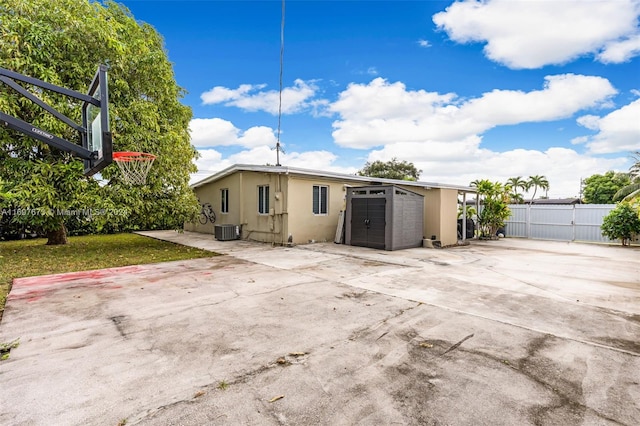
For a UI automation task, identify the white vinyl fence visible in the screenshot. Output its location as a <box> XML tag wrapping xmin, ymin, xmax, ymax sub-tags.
<box><xmin>504</xmin><ymin>204</ymin><xmax>616</xmax><ymax>243</ymax></box>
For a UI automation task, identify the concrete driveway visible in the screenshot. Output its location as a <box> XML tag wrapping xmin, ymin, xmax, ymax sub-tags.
<box><xmin>0</xmin><ymin>231</ymin><xmax>638</xmax><ymax>425</ymax></box>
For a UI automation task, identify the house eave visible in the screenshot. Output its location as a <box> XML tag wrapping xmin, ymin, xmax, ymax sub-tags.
<box><xmin>191</xmin><ymin>164</ymin><xmax>476</xmax><ymax>193</ymax></box>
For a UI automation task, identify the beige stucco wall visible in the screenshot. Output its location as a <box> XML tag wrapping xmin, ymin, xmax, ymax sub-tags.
<box><xmin>420</xmin><ymin>188</ymin><xmax>441</xmax><ymax>241</ymax></box>
<box><xmin>286</xmin><ymin>176</ymin><xmax>347</xmax><ymax>244</ymax></box>
<box><xmin>185</xmin><ymin>173</ymin><xmax>242</xmax><ymax>234</ymax></box>
<box><xmin>242</xmin><ymin>171</ymin><xmax>289</xmax><ymax>244</ymax></box>
<box><xmin>185</xmin><ymin>171</ymin><xmax>290</xmax><ymax>244</ymax></box>
<box><xmin>439</xmin><ymin>189</ymin><xmax>459</xmax><ymax>246</ymax></box>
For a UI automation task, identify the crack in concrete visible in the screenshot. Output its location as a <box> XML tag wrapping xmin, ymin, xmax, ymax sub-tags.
<box><xmin>437</xmin><ymin>334</ymin><xmax>629</xmax><ymax>426</ymax></box>
<box><xmin>348</xmin><ymin>302</ymin><xmax>422</xmax><ymax>342</ymax></box>
<box><xmin>440</xmin><ymin>333</ymin><xmax>474</xmax><ymax>356</ymax></box>
<box><xmin>132</xmin><ymin>302</ymin><xmax>424</xmax><ymax>424</ymax></box>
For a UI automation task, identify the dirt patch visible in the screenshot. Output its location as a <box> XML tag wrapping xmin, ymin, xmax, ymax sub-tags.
<box><xmin>337</xmin><ymin>291</ymin><xmax>369</xmax><ymax>299</ymax></box>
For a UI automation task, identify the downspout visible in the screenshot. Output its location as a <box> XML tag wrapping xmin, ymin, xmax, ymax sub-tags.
<box><xmin>462</xmin><ymin>191</ymin><xmax>467</xmax><ymax>241</ymax></box>
<box><xmin>277</xmin><ymin>172</ymin><xmax>284</xmax><ymax>245</ymax></box>
<box><xmin>239</xmin><ymin>172</ymin><xmax>244</xmax><ymax>238</ymax></box>
<box><xmin>476</xmin><ymin>196</ymin><xmax>480</xmax><ymax>237</ymax></box>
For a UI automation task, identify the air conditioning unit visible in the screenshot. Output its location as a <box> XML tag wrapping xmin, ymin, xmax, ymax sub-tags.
<box><xmin>215</xmin><ymin>224</ymin><xmax>239</xmax><ymax>241</ymax></box>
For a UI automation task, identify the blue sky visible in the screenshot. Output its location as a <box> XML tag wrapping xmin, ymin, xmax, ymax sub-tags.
<box><xmin>119</xmin><ymin>0</ymin><xmax>640</xmax><ymax>197</ymax></box>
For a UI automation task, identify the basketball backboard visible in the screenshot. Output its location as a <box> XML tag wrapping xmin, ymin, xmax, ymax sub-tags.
<box><xmin>82</xmin><ymin>65</ymin><xmax>112</xmax><ymax>176</ymax></box>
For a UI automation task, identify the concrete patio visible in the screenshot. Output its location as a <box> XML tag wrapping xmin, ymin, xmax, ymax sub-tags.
<box><xmin>0</xmin><ymin>231</ymin><xmax>638</xmax><ymax>425</ymax></box>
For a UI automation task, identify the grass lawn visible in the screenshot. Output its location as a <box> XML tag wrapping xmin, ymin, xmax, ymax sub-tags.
<box><xmin>0</xmin><ymin>233</ymin><xmax>219</xmax><ymax>319</ymax></box>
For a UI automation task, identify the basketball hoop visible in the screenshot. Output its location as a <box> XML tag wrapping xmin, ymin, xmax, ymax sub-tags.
<box><xmin>113</xmin><ymin>151</ymin><xmax>156</xmax><ymax>185</ymax></box>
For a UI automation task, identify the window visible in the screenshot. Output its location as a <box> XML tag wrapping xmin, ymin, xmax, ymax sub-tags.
<box><xmin>313</xmin><ymin>185</ymin><xmax>328</xmax><ymax>215</ymax></box>
<box><xmin>221</xmin><ymin>189</ymin><xmax>229</xmax><ymax>213</ymax></box>
<box><xmin>258</xmin><ymin>185</ymin><xmax>269</xmax><ymax>214</ymax></box>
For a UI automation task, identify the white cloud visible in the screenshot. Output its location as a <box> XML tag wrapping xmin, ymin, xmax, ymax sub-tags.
<box><xmin>189</xmin><ymin>118</ymin><xmax>277</xmax><ymax>148</ymax></box>
<box><xmin>200</xmin><ymin>84</ymin><xmax>265</xmax><ymax>104</ymax></box>
<box><xmin>200</xmin><ymin>80</ymin><xmax>318</xmax><ymax>114</ymax></box>
<box><xmin>576</xmin><ymin>115</ymin><xmax>601</xmax><ymax>131</ymax></box>
<box><xmin>418</xmin><ymin>39</ymin><xmax>431</xmax><ymax>48</ymax></box>
<box><xmin>191</xmin><ymin>142</ymin><xmax>629</xmax><ymax>197</ymax></box>
<box><xmin>188</xmin><ymin>117</ymin><xmax>356</xmax><ymax>184</ymax></box>
<box><xmin>463</xmin><ymin>74</ymin><xmax>617</xmax><ymax>123</ymax></box>
<box><xmin>330</xmin><ymin>77</ymin><xmax>455</xmax><ymax>121</ymax></box>
<box><xmin>188</xmin><ymin>121</ymin><xmax>631</xmax><ymax>197</ymax></box>
<box><xmin>433</xmin><ymin>0</ymin><xmax>640</xmax><ymax>68</ymax></box>
<box><xmin>367</xmin><ymin>143</ymin><xmax>628</xmax><ymax>197</ymax></box>
<box><xmin>322</xmin><ymin>74</ymin><xmax>629</xmax><ymax>197</ymax></box>
<box><xmin>577</xmin><ymin>99</ymin><xmax>640</xmax><ymax>154</ymax></box>
<box><xmin>330</xmin><ymin>75</ymin><xmax>616</xmax><ymax>149</ymax></box>
<box><xmin>190</xmin><ymin>148</ymin><xmax>225</xmax><ymax>184</ymax></box>
<box><xmin>598</xmin><ymin>33</ymin><xmax>640</xmax><ymax>63</ymax></box>
<box><xmin>190</xmin><ymin>146</ymin><xmax>355</xmax><ymax>185</ymax></box>
<box><xmin>570</xmin><ymin>136</ymin><xmax>589</xmax><ymax>145</ymax></box>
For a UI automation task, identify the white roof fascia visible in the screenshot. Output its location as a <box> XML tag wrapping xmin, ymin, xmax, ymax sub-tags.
<box><xmin>190</xmin><ymin>164</ymin><xmax>476</xmax><ymax>192</ymax></box>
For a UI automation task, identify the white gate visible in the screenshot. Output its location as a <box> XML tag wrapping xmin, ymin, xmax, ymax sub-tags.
<box><xmin>504</xmin><ymin>204</ymin><xmax>616</xmax><ymax>243</ymax></box>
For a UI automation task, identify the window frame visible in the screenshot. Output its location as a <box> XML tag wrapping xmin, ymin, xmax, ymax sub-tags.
<box><xmin>312</xmin><ymin>185</ymin><xmax>328</xmax><ymax>215</ymax></box>
<box><xmin>221</xmin><ymin>188</ymin><xmax>229</xmax><ymax>214</ymax></box>
<box><xmin>258</xmin><ymin>185</ymin><xmax>270</xmax><ymax>215</ymax></box>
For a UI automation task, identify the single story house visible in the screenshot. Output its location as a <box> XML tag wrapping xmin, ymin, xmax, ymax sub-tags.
<box><xmin>186</xmin><ymin>164</ymin><xmax>476</xmax><ymax>247</ymax></box>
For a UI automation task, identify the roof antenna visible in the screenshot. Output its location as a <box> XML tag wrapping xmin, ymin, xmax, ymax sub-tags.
<box><xmin>275</xmin><ymin>0</ymin><xmax>285</xmax><ymax>166</ymax></box>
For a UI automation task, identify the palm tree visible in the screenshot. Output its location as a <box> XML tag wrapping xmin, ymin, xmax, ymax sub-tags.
<box><xmin>527</xmin><ymin>175</ymin><xmax>549</xmax><ymax>204</ymax></box>
<box><xmin>613</xmin><ymin>151</ymin><xmax>640</xmax><ymax>202</ymax></box>
<box><xmin>506</xmin><ymin>176</ymin><xmax>527</xmax><ymax>204</ymax></box>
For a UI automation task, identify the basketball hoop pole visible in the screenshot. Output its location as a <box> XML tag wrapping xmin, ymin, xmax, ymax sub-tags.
<box><xmin>0</xmin><ymin>66</ymin><xmax>110</xmax><ymax>174</ymax></box>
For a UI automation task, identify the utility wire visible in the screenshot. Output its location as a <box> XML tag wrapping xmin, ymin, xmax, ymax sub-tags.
<box><xmin>275</xmin><ymin>0</ymin><xmax>285</xmax><ymax>166</ymax></box>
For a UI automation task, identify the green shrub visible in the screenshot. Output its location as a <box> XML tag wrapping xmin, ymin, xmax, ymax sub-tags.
<box><xmin>601</xmin><ymin>202</ymin><xmax>640</xmax><ymax>246</ymax></box>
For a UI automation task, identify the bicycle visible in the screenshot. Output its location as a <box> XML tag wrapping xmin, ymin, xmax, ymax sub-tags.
<box><xmin>199</xmin><ymin>202</ymin><xmax>216</xmax><ymax>224</ymax></box>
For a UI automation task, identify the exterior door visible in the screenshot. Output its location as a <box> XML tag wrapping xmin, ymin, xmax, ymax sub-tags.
<box><xmin>350</xmin><ymin>198</ymin><xmax>386</xmax><ymax>249</ymax></box>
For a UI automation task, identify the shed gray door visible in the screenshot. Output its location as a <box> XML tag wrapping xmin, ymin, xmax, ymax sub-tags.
<box><xmin>350</xmin><ymin>198</ymin><xmax>386</xmax><ymax>249</ymax></box>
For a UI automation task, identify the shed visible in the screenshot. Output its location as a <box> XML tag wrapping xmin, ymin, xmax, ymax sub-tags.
<box><xmin>345</xmin><ymin>185</ymin><xmax>424</xmax><ymax>251</ymax></box>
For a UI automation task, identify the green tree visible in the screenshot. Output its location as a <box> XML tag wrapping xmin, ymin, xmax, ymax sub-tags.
<box><xmin>505</xmin><ymin>176</ymin><xmax>527</xmax><ymax>204</ymax></box>
<box><xmin>526</xmin><ymin>175</ymin><xmax>549</xmax><ymax>204</ymax></box>
<box><xmin>583</xmin><ymin>171</ymin><xmax>631</xmax><ymax>204</ymax></box>
<box><xmin>601</xmin><ymin>202</ymin><xmax>640</xmax><ymax>246</ymax></box>
<box><xmin>0</xmin><ymin>178</ymin><xmax>10</xmax><ymax>205</ymax></box>
<box><xmin>613</xmin><ymin>152</ymin><xmax>640</xmax><ymax>202</ymax></box>
<box><xmin>358</xmin><ymin>158</ymin><xmax>421</xmax><ymax>181</ymax></box>
<box><xmin>470</xmin><ymin>179</ymin><xmax>511</xmax><ymax>239</ymax></box>
<box><xmin>0</xmin><ymin>0</ymin><xmax>199</xmax><ymax>244</ymax></box>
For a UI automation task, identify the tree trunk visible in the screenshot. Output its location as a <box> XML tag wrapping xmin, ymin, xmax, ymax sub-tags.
<box><xmin>46</xmin><ymin>223</ymin><xmax>68</xmax><ymax>245</ymax></box>
<box><xmin>530</xmin><ymin>187</ymin><xmax>537</xmax><ymax>205</ymax></box>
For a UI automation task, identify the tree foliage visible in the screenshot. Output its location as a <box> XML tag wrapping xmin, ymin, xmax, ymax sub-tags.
<box><xmin>358</xmin><ymin>158</ymin><xmax>421</xmax><ymax>181</ymax></box>
<box><xmin>0</xmin><ymin>0</ymin><xmax>200</xmax><ymax>244</ymax></box>
<box><xmin>583</xmin><ymin>171</ymin><xmax>631</xmax><ymax>204</ymax></box>
<box><xmin>601</xmin><ymin>202</ymin><xmax>640</xmax><ymax>246</ymax></box>
<box><xmin>470</xmin><ymin>179</ymin><xmax>511</xmax><ymax>239</ymax></box>
<box><xmin>613</xmin><ymin>152</ymin><xmax>640</xmax><ymax>202</ymax></box>
<box><xmin>526</xmin><ymin>175</ymin><xmax>549</xmax><ymax>203</ymax></box>
<box><xmin>505</xmin><ymin>176</ymin><xmax>527</xmax><ymax>204</ymax></box>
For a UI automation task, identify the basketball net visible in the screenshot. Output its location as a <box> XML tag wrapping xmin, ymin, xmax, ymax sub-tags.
<box><xmin>113</xmin><ymin>151</ymin><xmax>156</xmax><ymax>185</ymax></box>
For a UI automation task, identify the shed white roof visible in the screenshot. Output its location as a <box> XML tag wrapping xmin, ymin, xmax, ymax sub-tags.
<box><xmin>191</xmin><ymin>164</ymin><xmax>476</xmax><ymax>193</ymax></box>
